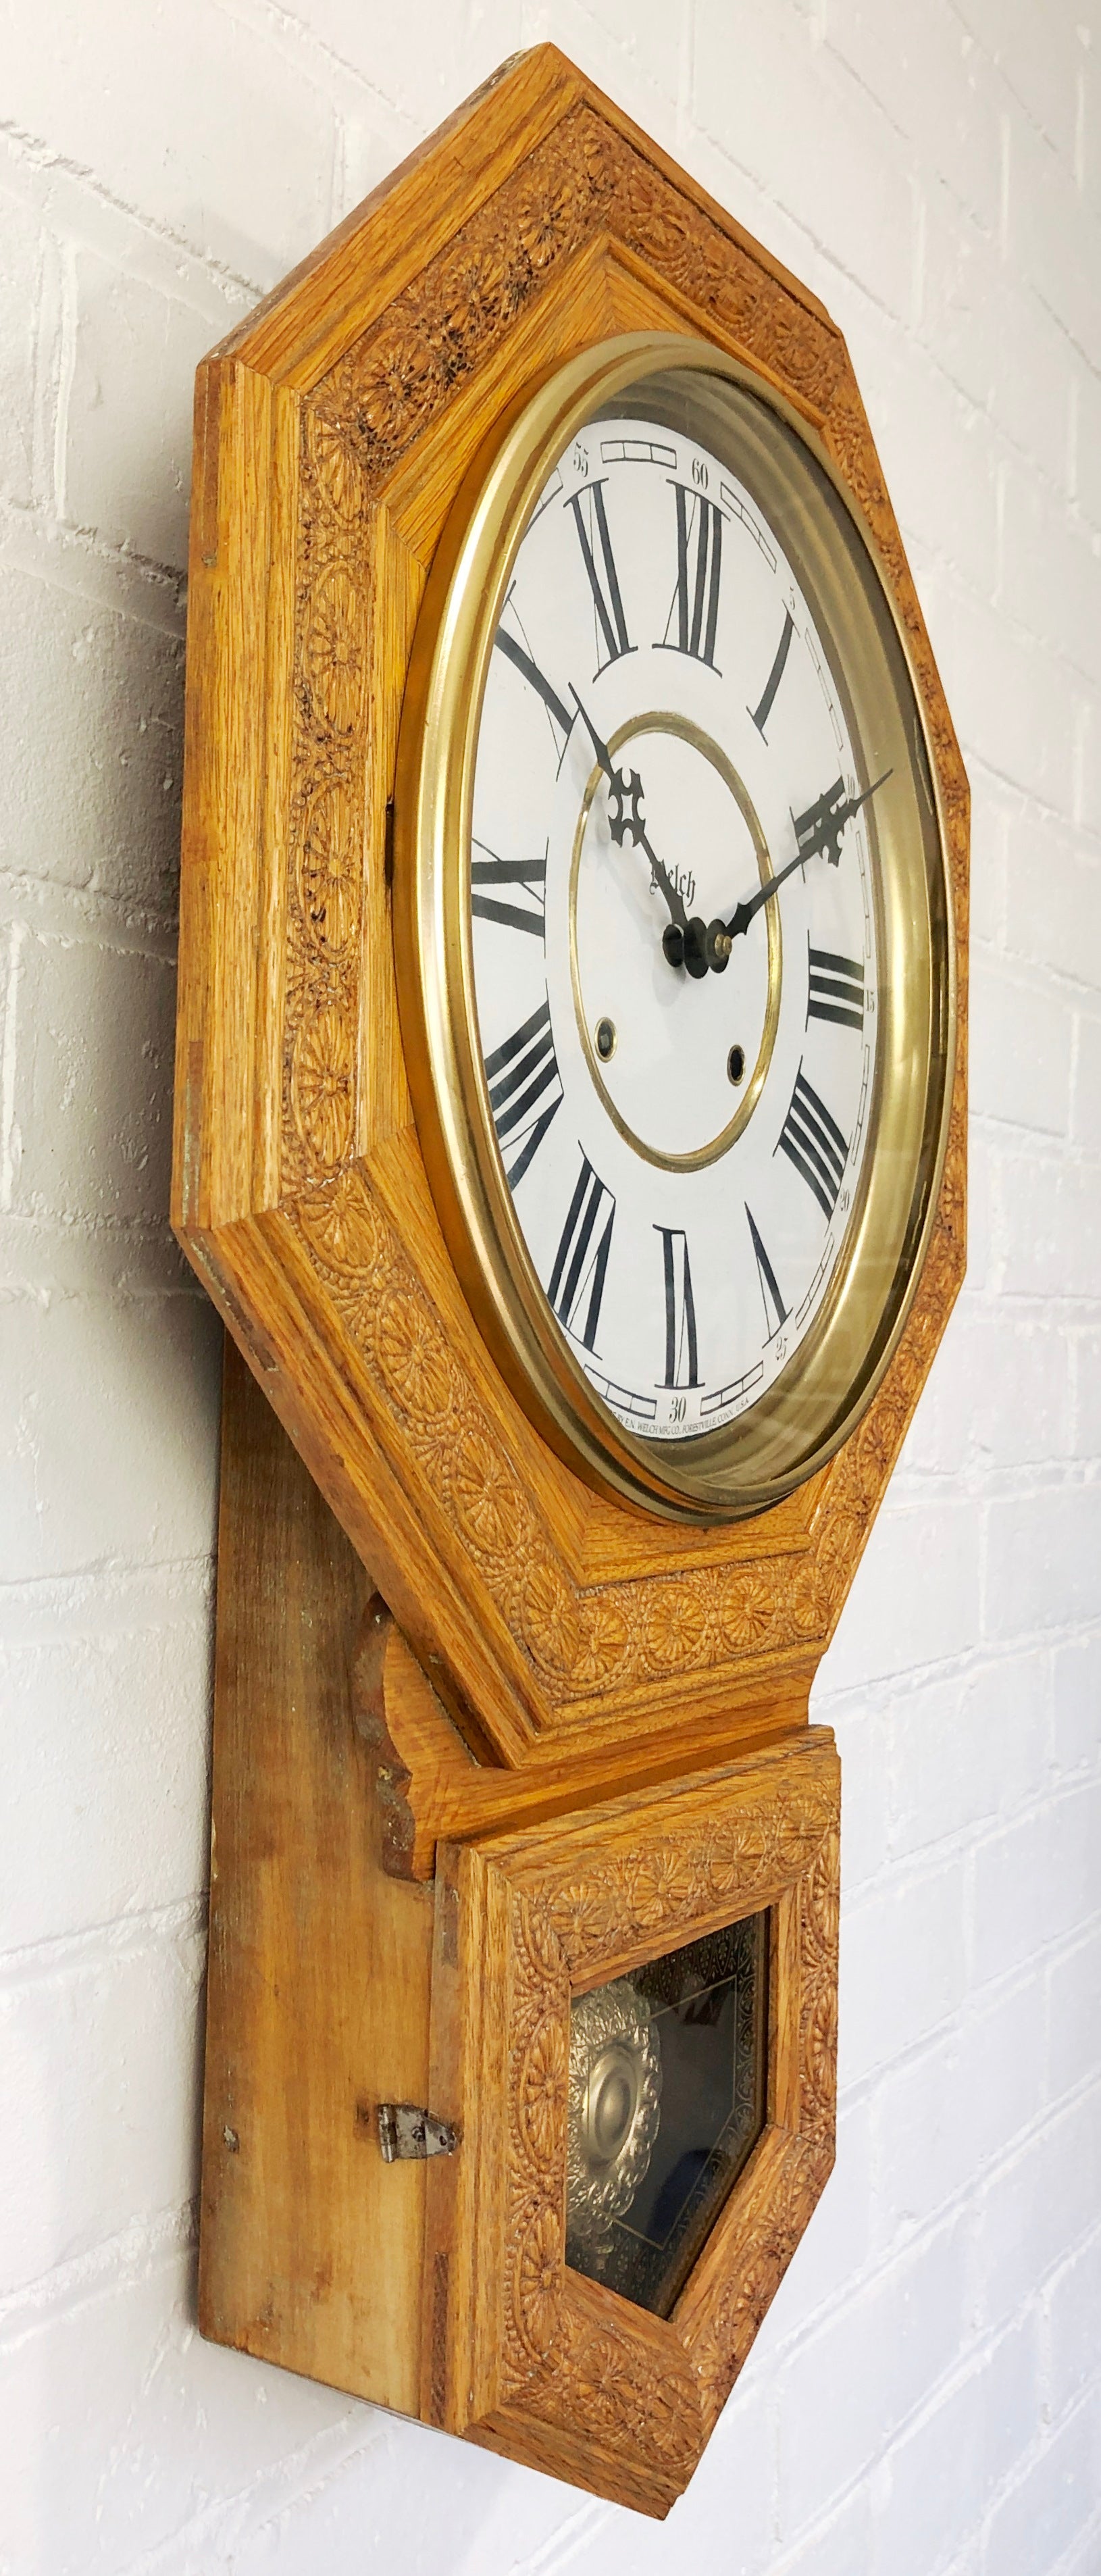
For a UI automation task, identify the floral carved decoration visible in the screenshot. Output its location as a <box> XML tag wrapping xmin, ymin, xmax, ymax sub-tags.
<box><xmin>292</xmin><ymin>1148</ymin><xmax>959</xmax><ymax>1726</ymax></box>
<box><xmin>282</xmin><ymin>85</ymin><xmax>965</xmax><ymax>1219</ymax></box>
<box><xmin>692</xmin><ymin>1821</ymin><xmax>840</xmax><ymax>2427</ymax></box>
<box><xmin>273</xmin><ymin>72</ymin><xmax>966</xmax><ymax>1738</ymax></box>
<box><xmin>463</xmin><ymin>1741</ymin><xmax>840</xmax><ymax>2503</ymax></box>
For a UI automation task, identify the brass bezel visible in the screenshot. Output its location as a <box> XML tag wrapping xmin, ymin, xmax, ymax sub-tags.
<box><xmin>394</xmin><ymin>332</ymin><xmax>956</xmax><ymax>1521</ymax></box>
<box><xmin>569</xmin><ymin>711</ymin><xmax>782</xmax><ymax>1172</ymax></box>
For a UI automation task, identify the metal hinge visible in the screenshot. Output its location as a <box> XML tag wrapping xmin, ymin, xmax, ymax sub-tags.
<box><xmin>376</xmin><ymin>2101</ymin><xmax>459</xmax><ymax>2163</ymax></box>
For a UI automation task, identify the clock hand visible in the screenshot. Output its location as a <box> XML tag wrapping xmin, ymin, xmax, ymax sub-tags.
<box><xmin>569</xmin><ymin>685</ymin><xmax>690</xmax><ymax>936</ymax></box>
<box><xmin>721</xmin><ymin>840</ymin><xmax>818</xmax><ymax>945</ymax></box>
<box><xmin>569</xmin><ymin>682</ymin><xmax>617</xmax><ymax>787</ymax></box>
<box><xmin>661</xmin><ymin>761</ymin><xmax>892</xmax><ymax>978</ymax></box>
<box><xmin>718</xmin><ymin>769</ymin><xmax>893</xmax><ymax>953</ymax></box>
<box><xmin>636</xmin><ymin>824</ymin><xmax>690</xmax><ymax>935</ymax></box>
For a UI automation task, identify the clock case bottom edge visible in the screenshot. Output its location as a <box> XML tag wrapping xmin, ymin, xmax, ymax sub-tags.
<box><xmin>198</xmin><ymin>1335</ymin><xmax>840</xmax><ymax>2512</ymax></box>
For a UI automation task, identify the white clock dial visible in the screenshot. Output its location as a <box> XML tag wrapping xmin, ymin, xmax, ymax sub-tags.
<box><xmin>469</xmin><ymin>412</ymin><xmax>880</xmax><ymax>1445</ymax></box>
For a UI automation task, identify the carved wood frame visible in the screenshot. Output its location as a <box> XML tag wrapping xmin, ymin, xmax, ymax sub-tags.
<box><xmin>173</xmin><ymin>43</ymin><xmax>967</xmax><ymax>1775</ymax></box>
<box><xmin>424</xmin><ymin>1729</ymin><xmax>840</xmax><ymax>2516</ymax></box>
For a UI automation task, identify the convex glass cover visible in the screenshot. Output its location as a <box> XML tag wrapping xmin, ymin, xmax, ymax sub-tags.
<box><xmin>396</xmin><ymin>337</ymin><xmax>953</xmax><ymax>1519</ymax></box>
<box><xmin>566</xmin><ymin>1915</ymin><xmax>769</xmax><ymax>2319</ymax></box>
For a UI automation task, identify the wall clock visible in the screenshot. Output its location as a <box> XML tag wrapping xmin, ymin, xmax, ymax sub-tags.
<box><xmin>173</xmin><ymin>44</ymin><xmax>967</xmax><ymax>2517</ymax></box>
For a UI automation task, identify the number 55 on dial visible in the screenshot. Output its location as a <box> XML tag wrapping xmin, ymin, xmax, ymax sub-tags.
<box><xmin>396</xmin><ymin>333</ymin><xmax>954</xmax><ymax>1523</ymax></box>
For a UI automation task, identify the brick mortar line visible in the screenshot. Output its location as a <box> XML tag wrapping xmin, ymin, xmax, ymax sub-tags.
<box><xmin>1046</xmin><ymin>2492</ymin><xmax>1101</xmax><ymax>2576</ymax></box>
<box><xmin>0</xmin><ymin>2197</ymin><xmax>198</xmax><ymax>2349</ymax></box>
<box><xmin>0</xmin><ymin>1215</ymin><xmax>193</xmax><ymax>1257</ymax></box>
<box><xmin>0</xmin><ymin>1554</ymin><xmax>215</xmax><ymax>1605</ymax></box>
<box><xmin>122</xmin><ymin>2415</ymin><xmax>390</xmax><ymax>2576</ymax></box>
<box><xmin>839</xmin><ymin>1821</ymin><xmax>1101</xmax><ymax>1931</ymax></box>
<box><xmin>0</xmin><ymin>1894</ymin><xmax>207</xmax><ymax>1990</ymax></box>
<box><xmin>0</xmin><ymin>113</ymin><xmax>266</xmax><ymax>301</ymax></box>
<box><xmin>964</xmin><ymin>754</ymin><xmax>1101</xmax><ymax>847</ymax></box>
<box><xmin>834</xmin><ymin>2004</ymin><xmax>1101</xmax><ymax>2152</ymax></box>
<box><xmin>975</xmin><ymin>2379</ymin><xmax>1101</xmax><ymax>2556</ymax></box>
<box><xmin>215</xmin><ymin>0</ymin><xmax>425</xmax><ymax>134</ymax></box>
<box><xmin>0</xmin><ymin>498</ymin><xmax>188</xmax><ymax>635</ymax></box>
<box><xmin>0</xmin><ymin>121</ymin><xmax>258</xmax><ymax>315</ymax></box>
<box><xmin>760</xmin><ymin>2308</ymin><xmax>1053</xmax><ymax>2573</ymax></box>
<box><xmin>0</xmin><ymin>877</ymin><xmax>182</xmax><ymax>961</ymax></box>
<box><xmin>769</xmin><ymin>2270</ymin><xmax>1094</xmax><ymax>2519</ymax></box>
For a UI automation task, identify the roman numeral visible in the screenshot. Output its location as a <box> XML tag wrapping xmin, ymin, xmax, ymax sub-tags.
<box><xmin>794</xmin><ymin>776</ymin><xmax>848</xmax><ymax>869</ymax></box>
<box><xmin>470</xmin><ymin>839</ymin><xmax>546</xmax><ymax>940</ymax></box>
<box><xmin>748</xmin><ymin>607</ymin><xmax>794</xmax><ymax>738</ymax></box>
<box><xmin>548</xmin><ymin>1155</ymin><xmax>615</xmax><ymax>1352</ymax></box>
<box><xmin>806</xmin><ymin>944</ymin><xmax>865</xmax><ymax>1032</ymax></box>
<box><xmin>746</xmin><ymin>1205</ymin><xmax>788</xmax><ymax>1337</ymax></box>
<box><xmin>656</xmin><ymin>1227</ymin><xmax>700</xmax><ymax>1387</ymax></box>
<box><xmin>776</xmin><ymin>1065</ymin><xmax>849</xmax><ymax>1222</ymax></box>
<box><xmin>484</xmin><ymin>999</ymin><xmax>562</xmax><ymax>1189</ymax></box>
<box><xmin>660</xmin><ymin>484</ymin><xmax>725</xmax><ymax>668</ymax></box>
<box><xmin>493</xmin><ymin>624</ymin><xmax>574</xmax><ymax>754</ymax></box>
<box><xmin>568</xmin><ymin>481</ymin><xmax>633</xmax><ymax>670</ymax></box>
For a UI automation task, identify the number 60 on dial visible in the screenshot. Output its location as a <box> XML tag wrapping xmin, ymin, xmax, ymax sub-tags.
<box><xmin>395</xmin><ymin>334</ymin><xmax>954</xmax><ymax>1522</ymax></box>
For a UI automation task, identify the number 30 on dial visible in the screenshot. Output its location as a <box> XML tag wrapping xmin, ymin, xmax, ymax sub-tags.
<box><xmin>397</xmin><ymin>337</ymin><xmax>954</xmax><ymax>1522</ymax></box>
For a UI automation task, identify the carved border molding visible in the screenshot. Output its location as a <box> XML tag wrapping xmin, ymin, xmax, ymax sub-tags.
<box><xmin>431</xmin><ymin>1732</ymin><xmax>841</xmax><ymax>2513</ymax></box>
<box><xmin>276</xmin><ymin>70</ymin><xmax>965</xmax><ymax>1727</ymax></box>
<box><xmin>282</xmin><ymin>89</ymin><xmax>967</xmax><ymax>1195</ymax></box>
<box><xmin>290</xmin><ymin>1115</ymin><xmax>961</xmax><ymax>1710</ymax></box>
<box><xmin>178</xmin><ymin>45</ymin><xmax>967</xmax><ymax>1756</ymax></box>
<box><xmin>281</xmin><ymin>98</ymin><xmax>846</xmax><ymax>1182</ymax></box>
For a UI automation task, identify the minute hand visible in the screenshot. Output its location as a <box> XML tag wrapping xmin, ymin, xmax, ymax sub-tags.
<box><xmin>724</xmin><ymin>770</ymin><xmax>892</xmax><ymax>944</ymax></box>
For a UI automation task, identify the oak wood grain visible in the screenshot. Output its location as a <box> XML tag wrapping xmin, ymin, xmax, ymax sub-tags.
<box><xmin>176</xmin><ymin>45</ymin><xmax>961</xmax><ymax>2512</ymax></box>
<box><xmin>199</xmin><ymin>1338</ymin><xmax>434</xmax><ymax>2412</ymax></box>
<box><xmin>172</xmin><ymin>41</ymin><xmax>967</xmax><ymax>1771</ymax></box>
<box><xmin>355</xmin><ymin>1596</ymin><xmax>813</xmax><ymax>1880</ymax></box>
<box><xmin>200</xmin><ymin>1348</ymin><xmax>838</xmax><ymax>2508</ymax></box>
<box><xmin>424</xmin><ymin>1729</ymin><xmax>840</xmax><ymax>2512</ymax></box>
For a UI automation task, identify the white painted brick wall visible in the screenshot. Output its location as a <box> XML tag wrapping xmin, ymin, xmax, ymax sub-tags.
<box><xmin>1</xmin><ymin>1</ymin><xmax>1098</xmax><ymax>2568</ymax></box>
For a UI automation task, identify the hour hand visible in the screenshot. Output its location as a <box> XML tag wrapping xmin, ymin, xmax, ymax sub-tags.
<box><xmin>569</xmin><ymin>684</ymin><xmax>688</xmax><ymax>936</ymax></box>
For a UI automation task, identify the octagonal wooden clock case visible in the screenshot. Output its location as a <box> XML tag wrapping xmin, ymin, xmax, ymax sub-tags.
<box><xmin>172</xmin><ymin>45</ymin><xmax>967</xmax><ymax>2518</ymax></box>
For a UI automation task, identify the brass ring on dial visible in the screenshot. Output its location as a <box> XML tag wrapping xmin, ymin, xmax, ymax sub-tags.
<box><xmin>569</xmin><ymin>710</ymin><xmax>781</xmax><ymax>1171</ymax></box>
<box><xmin>393</xmin><ymin>330</ymin><xmax>956</xmax><ymax>1521</ymax></box>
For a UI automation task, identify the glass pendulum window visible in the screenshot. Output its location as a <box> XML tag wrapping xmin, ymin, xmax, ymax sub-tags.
<box><xmin>565</xmin><ymin>1911</ymin><xmax>769</xmax><ymax>2318</ymax></box>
